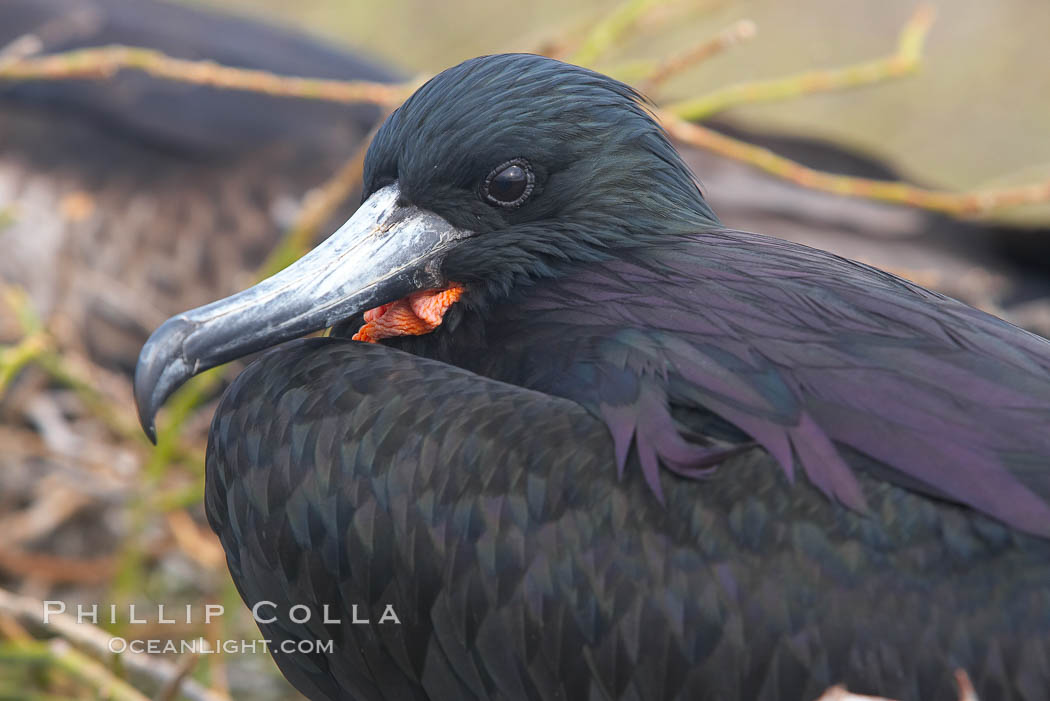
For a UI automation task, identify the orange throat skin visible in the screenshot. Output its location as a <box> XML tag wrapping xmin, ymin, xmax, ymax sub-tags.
<box><xmin>352</xmin><ymin>283</ymin><xmax>465</xmax><ymax>343</ymax></box>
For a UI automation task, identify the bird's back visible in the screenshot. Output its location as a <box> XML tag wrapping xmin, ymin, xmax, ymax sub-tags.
<box><xmin>427</xmin><ymin>229</ymin><xmax>1050</xmax><ymax>538</ymax></box>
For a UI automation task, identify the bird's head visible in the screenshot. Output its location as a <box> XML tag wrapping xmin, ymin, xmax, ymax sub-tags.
<box><xmin>135</xmin><ymin>53</ymin><xmax>718</xmax><ymax>440</ymax></box>
<box><xmin>365</xmin><ymin>53</ymin><xmax>717</xmax><ymax>292</ymax></box>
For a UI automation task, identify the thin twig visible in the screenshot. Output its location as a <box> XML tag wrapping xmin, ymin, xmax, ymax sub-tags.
<box><xmin>660</xmin><ymin>111</ymin><xmax>1050</xmax><ymax>217</ymax></box>
<box><xmin>0</xmin><ymin>44</ymin><xmax>410</xmax><ymax>106</ymax></box>
<box><xmin>570</xmin><ymin>0</ymin><xmax>666</xmax><ymax>67</ymax></box>
<box><xmin>666</xmin><ymin>5</ymin><xmax>936</xmax><ymax>121</ymax></box>
<box><xmin>639</xmin><ymin>19</ymin><xmax>757</xmax><ymax>92</ymax></box>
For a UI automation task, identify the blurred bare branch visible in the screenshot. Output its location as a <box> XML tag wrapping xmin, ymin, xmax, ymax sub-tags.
<box><xmin>666</xmin><ymin>5</ymin><xmax>936</xmax><ymax>120</ymax></box>
<box><xmin>0</xmin><ymin>44</ymin><xmax>410</xmax><ymax>106</ymax></box>
<box><xmin>569</xmin><ymin>0</ymin><xmax>667</xmax><ymax>66</ymax></box>
<box><xmin>638</xmin><ymin>19</ymin><xmax>758</xmax><ymax>93</ymax></box>
<box><xmin>660</xmin><ymin>112</ymin><xmax>1050</xmax><ymax>216</ymax></box>
<box><xmin>1</xmin><ymin>4</ymin><xmax>1046</xmax><ymax>220</ymax></box>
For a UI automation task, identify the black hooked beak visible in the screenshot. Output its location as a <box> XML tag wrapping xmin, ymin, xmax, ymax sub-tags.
<box><xmin>134</xmin><ymin>183</ymin><xmax>472</xmax><ymax>443</ymax></box>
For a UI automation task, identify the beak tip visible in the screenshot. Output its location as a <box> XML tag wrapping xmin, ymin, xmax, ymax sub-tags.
<box><xmin>134</xmin><ymin>358</ymin><xmax>163</xmax><ymax>445</ymax></box>
<box><xmin>134</xmin><ymin>316</ymin><xmax>195</xmax><ymax>445</ymax></box>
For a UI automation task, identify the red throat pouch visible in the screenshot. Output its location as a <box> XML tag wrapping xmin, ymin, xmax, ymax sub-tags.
<box><xmin>352</xmin><ymin>283</ymin><xmax>465</xmax><ymax>343</ymax></box>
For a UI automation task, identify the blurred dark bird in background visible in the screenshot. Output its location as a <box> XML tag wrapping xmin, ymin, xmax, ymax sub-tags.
<box><xmin>0</xmin><ymin>0</ymin><xmax>396</xmax><ymax>374</ymax></box>
<box><xmin>136</xmin><ymin>54</ymin><xmax>1050</xmax><ymax>701</ymax></box>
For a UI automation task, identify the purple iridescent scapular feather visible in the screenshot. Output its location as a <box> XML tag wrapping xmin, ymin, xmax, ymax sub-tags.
<box><xmin>477</xmin><ymin>231</ymin><xmax>1050</xmax><ymax>538</ymax></box>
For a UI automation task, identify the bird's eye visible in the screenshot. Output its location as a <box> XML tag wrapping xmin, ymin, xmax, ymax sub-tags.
<box><xmin>482</xmin><ymin>159</ymin><xmax>534</xmax><ymax>208</ymax></box>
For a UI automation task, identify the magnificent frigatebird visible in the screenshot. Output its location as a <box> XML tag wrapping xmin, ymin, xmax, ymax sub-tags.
<box><xmin>135</xmin><ymin>54</ymin><xmax>1050</xmax><ymax>701</ymax></box>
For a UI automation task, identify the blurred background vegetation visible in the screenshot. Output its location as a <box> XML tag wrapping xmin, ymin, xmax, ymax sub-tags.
<box><xmin>0</xmin><ymin>0</ymin><xmax>1047</xmax><ymax>699</ymax></box>
<box><xmin>184</xmin><ymin>0</ymin><xmax>1050</xmax><ymax>225</ymax></box>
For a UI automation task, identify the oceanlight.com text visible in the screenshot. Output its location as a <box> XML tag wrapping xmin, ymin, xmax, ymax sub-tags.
<box><xmin>107</xmin><ymin>637</ymin><xmax>336</xmax><ymax>655</ymax></box>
